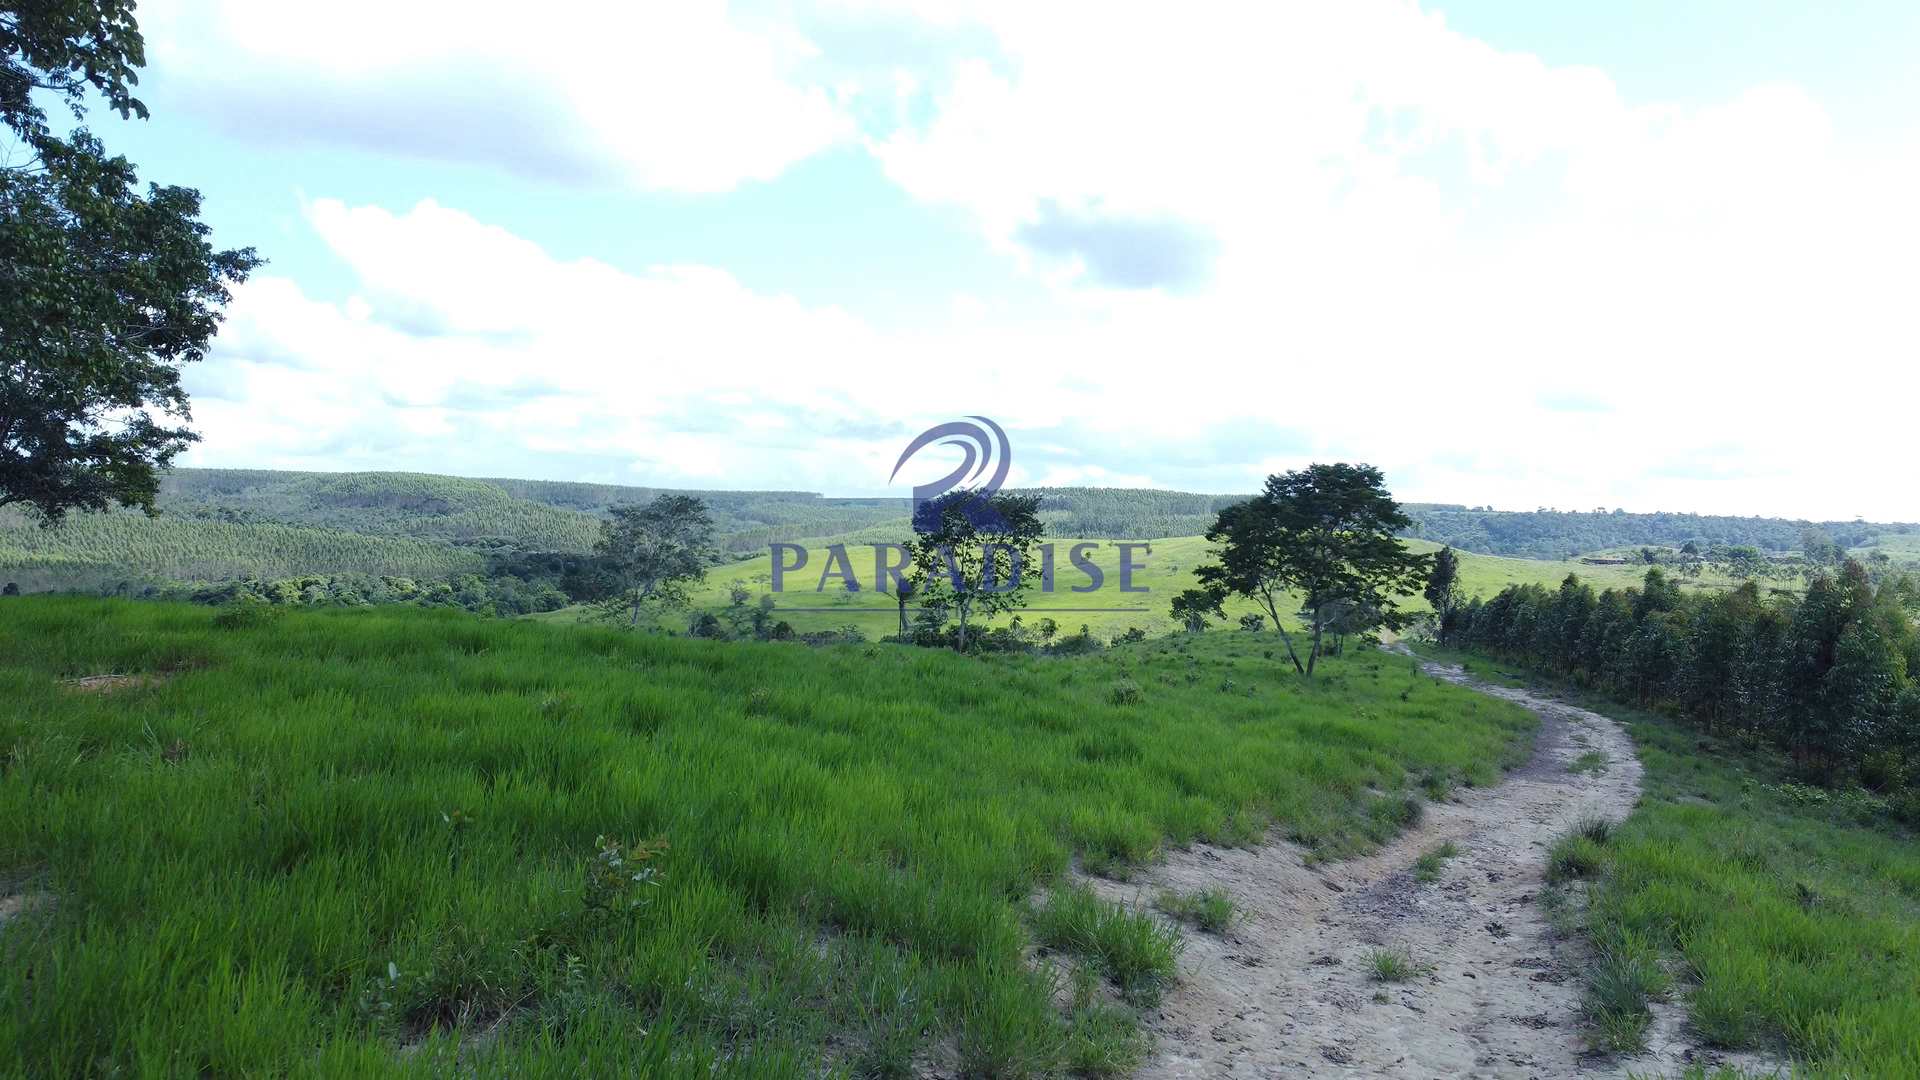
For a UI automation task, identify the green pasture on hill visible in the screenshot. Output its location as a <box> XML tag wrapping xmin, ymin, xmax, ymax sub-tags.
<box><xmin>0</xmin><ymin>597</ymin><xmax>1534</xmax><ymax>1076</ymax></box>
<box><xmin>539</xmin><ymin>535</ymin><xmax>1735</xmax><ymax>641</ymax></box>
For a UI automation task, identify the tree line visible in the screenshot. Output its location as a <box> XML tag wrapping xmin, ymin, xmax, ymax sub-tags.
<box><xmin>1438</xmin><ymin>561</ymin><xmax>1920</xmax><ymax>800</ymax></box>
<box><xmin>1404</xmin><ymin>505</ymin><xmax>1907</xmax><ymax>560</ymax></box>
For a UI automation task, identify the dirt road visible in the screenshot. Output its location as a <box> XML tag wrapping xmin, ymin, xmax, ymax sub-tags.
<box><xmin>1089</xmin><ymin>654</ymin><xmax>1761</xmax><ymax>1078</ymax></box>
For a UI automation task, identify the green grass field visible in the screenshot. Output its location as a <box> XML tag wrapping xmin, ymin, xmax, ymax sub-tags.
<box><xmin>0</xmin><ymin>597</ymin><xmax>1536</xmax><ymax>1076</ymax></box>
<box><xmin>539</xmin><ymin>535</ymin><xmax>1731</xmax><ymax>642</ymax></box>
<box><xmin>1424</xmin><ymin>647</ymin><xmax>1920</xmax><ymax>1078</ymax></box>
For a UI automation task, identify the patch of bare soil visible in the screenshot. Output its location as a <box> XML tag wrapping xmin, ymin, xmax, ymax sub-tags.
<box><xmin>61</xmin><ymin>673</ymin><xmax>167</xmax><ymax>694</ymax></box>
<box><xmin>0</xmin><ymin>891</ymin><xmax>53</xmax><ymax>929</ymax></box>
<box><xmin>1083</xmin><ymin>653</ymin><xmax>1777</xmax><ymax>1079</ymax></box>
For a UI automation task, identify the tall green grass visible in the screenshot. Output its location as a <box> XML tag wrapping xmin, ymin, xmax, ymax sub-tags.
<box><xmin>0</xmin><ymin>597</ymin><xmax>1534</xmax><ymax>1075</ymax></box>
<box><xmin>1536</xmin><ymin>696</ymin><xmax>1920</xmax><ymax>1075</ymax></box>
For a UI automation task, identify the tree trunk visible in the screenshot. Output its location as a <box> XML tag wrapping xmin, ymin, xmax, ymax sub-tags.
<box><xmin>1263</xmin><ymin>593</ymin><xmax>1308</xmax><ymax>675</ymax></box>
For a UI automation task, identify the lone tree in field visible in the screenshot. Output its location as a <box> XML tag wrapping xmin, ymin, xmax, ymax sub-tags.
<box><xmin>1170</xmin><ymin>587</ymin><xmax>1222</xmax><ymax>633</ymax></box>
<box><xmin>1425</xmin><ymin>545</ymin><xmax>1461</xmax><ymax>622</ymax></box>
<box><xmin>2</xmin><ymin>2</ymin><xmax>259</xmax><ymax>522</ymax></box>
<box><xmin>906</xmin><ymin>489</ymin><xmax>1044</xmax><ymax>651</ymax></box>
<box><xmin>595</xmin><ymin>495</ymin><xmax>717</xmax><ymax>628</ymax></box>
<box><xmin>1193</xmin><ymin>463</ymin><xmax>1431</xmax><ymax>676</ymax></box>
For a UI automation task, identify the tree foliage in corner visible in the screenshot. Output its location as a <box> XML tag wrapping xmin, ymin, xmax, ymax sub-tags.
<box><xmin>1194</xmin><ymin>463</ymin><xmax>1431</xmax><ymax>676</ymax></box>
<box><xmin>594</xmin><ymin>495</ymin><xmax>718</xmax><ymax>629</ymax></box>
<box><xmin>2</xmin><ymin>1</ymin><xmax>259</xmax><ymax>521</ymax></box>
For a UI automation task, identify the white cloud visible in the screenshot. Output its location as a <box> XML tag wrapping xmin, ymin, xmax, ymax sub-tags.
<box><xmin>141</xmin><ymin>0</ymin><xmax>853</xmax><ymax>192</ymax></box>
<box><xmin>177</xmin><ymin>3</ymin><xmax>1920</xmax><ymax>521</ymax></box>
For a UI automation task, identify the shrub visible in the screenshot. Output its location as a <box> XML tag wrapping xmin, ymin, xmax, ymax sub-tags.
<box><xmin>211</xmin><ymin>600</ymin><xmax>279</xmax><ymax>630</ymax></box>
<box><xmin>583</xmin><ymin>835</ymin><xmax>667</xmax><ymax>916</ymax></box>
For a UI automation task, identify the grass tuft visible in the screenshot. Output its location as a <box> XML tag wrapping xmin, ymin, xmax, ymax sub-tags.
<box><xmin>1567</xmin><ymin>750</ymin><xmax>1610</xmax><ymax>775</ymax></box>
<box><xmin>1365</xmin><ymin>947</ymin><xmax>1419</xmax><ymax>983</ymax></box>
<box><xmin>1153</xmin><ymin>887</ymin><xmax>1236</xmax><ymax>933</ymax></box>
<box><xmin>1411</xmin><ymin>840</ymin><xmax>1460</xmax><ymax>883</ymax></box>
<box><xmin>1546</xmin><ymin>830</ymin><xmax>1609</xmax><ymax>885</ymax></box>
<box><xmin>1581</xmin><ymin>926</ymin><xmax>1668</xmax><ymax>1053</ymax></box>
<box><xmin>1060</xmin><ymin>967</ymin><xmax>1150</xmax><ymax>1077</ymax></box>
<box><xmin>1032</xmin><ymin>886</ymin><xmax>1182</xmax><ymax>1006</ymax></box>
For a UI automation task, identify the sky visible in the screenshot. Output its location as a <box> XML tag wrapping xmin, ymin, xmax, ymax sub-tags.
<box><xmin>62</xmin><ymin>0</ymin><xmax>1920</xmax><ymax>519</ymax></box>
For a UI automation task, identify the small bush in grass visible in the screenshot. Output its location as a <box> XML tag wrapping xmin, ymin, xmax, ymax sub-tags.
<box><xmin>1154</xmin><ymin>887</ymin><xmax>1236</xmax><ymax>933</ymax></box>
<box><xmin>1033</xmin><ymin>886</ymin><xmax>1182</xmax><ymax>1006</ymax></box>
<box><xmin>211</xmin><ymin>600</ymin><xmax>279</xmax><ymax>630</ymax></box>
<box><xmin>1365</xmin><ymin>947</ymin><xmax>1418</xmax><ymax>983</ymax></box>
<box><xmin>583</xmin><ymin>835</ymin><xmax>667</xmax><ymax>916</ymax></box>
<box><xmin>1107</xmin><ymin>679</ymin><xmax>1142</xmax><ymax>706</ymax></box>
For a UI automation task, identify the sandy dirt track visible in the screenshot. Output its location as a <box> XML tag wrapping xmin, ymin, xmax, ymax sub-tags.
<box><xmin>1085</xmin><ymin>652</ymin><xmax>1772</xmax><ymax>1079</ymax></box>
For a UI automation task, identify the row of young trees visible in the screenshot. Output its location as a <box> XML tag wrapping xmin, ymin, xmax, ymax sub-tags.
<box><xmin>1438</xmin><ymin>562</ymin><xmax>1920</xmax><ymax>792</ymax></box>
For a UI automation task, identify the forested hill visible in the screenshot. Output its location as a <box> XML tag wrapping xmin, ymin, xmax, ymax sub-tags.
<box><xmin>1400</xmin><ymin>504</ymin><xmax>1913</xmax><ymax>559</ymax></box>
<box><xmin>153</xmin><ymin>469</ymin><xmax>916</xmax><ymax>554</ymax></box>
<box><xmin>6</xmin><ymin>469</ymin><xmax>1916</xmax><ymax>598</ymax></box>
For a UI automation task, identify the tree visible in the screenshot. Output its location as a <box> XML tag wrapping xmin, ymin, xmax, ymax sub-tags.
<box><xmin>1194</xmin><ymin>463</ymin><xmax>1430</xmax><ymax>676</ymax></box>
<box><xmin>1424</xmin><ymin>545</ymin><xmax>1461</xmax><ymax>620</ymax></box>
<box><xmin>2</xmin><ymin>2</ymin><xmax>260</xmax><ymax>521</ymax></box>
<box><xmin>1801</xmin><ymin>527</ymin><xmax>1842</xmax><ymax>569</ymax></box>
<box><xmin>905</xmin><ymin>490</ymin><xmax>1044</xmax><ymax>652</ymax></box>
<box><xmin>1169</xmin><ymin>587</ymin><xmax>1221</xmax><ymax>633</ymax></box>
<box><xmin>594</xmin><ymin>495</ymin><xmax>717</xmax><ymax>628</ymax></box>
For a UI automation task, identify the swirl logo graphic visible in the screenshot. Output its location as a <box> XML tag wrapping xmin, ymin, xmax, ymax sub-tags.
<box><xmin>890</xmin><ymin>416</ymin><xmax>1011</xmax><ymax>533</ymax></box>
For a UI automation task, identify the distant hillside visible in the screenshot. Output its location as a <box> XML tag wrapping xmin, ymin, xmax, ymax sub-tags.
<box><xmin>1400</xmin><ymin>504</ymin><xmax>1915</xmax><ymax>560</ymax></box>
<box><xmin>6</xmin><ymin>467</ymin><xmax>1915</xmax><ymax>599</ymax></box>
<box><xmin>154</xmin><ymin>469</ymin><xmax>908</xmax><ymax>554</ymax></box>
